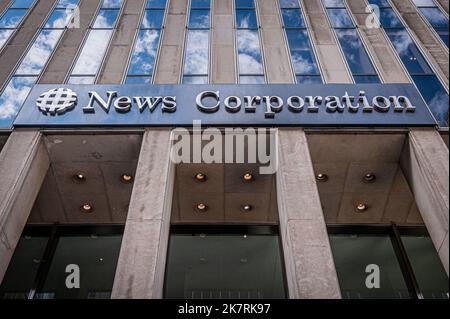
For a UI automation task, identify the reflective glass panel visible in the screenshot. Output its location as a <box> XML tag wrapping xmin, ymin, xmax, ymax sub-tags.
<box><xmin>125</xmin><ymin>75</ymin><xmax>152</xmax><ymax>84</ymax></box>
<box><xmin>236</xmin><ymin>9</ymin><xmax>257</xmax><ymax>29</ymax></box>
<box><xmin>191</xmin><ymin>0</ymin><xmax>210</xmax><ymax>7</ymax></box>
<box><xmin>142</xmin><ymin>9</ymin><xmax>164</xmax><ymax>29</ymax></box>
<box><xmin>165</xmin><ymin>233</ymin><xmax>286</xmax><ymax>299</ymax></box>
<box><xmin>327</xmin><ymin>8</ymin><xmax>354</xmax><ymax>28</ymax></box>
<box><xmin>279</xmin><ymin>0</ymin><xmax>300</xmax><ymax>8</ymax></box>
<box><xmin>146</xmin><ymin>0</ymin><xmax>167</xmax><ymax>8</ymax></box>
<box><xmin>237</xmin><ymin>29</ymin><xmax>264</xmax><ymax>74</ymax></box>
<box><xmin>183</xmin><ymin>75</ymin><xmax>208</xmax><ymax>84</ymax></box>
<box><xmin>378</xmin><ymin>8</ymin><xmax>403</xmax><ymax>27</ymax></box>
<box><xmin>412</xmin><ymin>0</ymin><xmax>438</xmax><ymax>6</ymax></box>
<box><xmin>67</xmin><ymin>76</ymin><xmax>95</xmax><ymax>84</ymax></box>
<box><xmin>235</xmin><ymin>0</ymin><xmax>255</xmax><ymax>8</ymax></box>
<box><xmin>0</xmin><ymin>9</ymin><xmax>27</xmax><ymax>28</ymax></box>
<box><xmin>436</xmin><ymin>27</ymin><xmax>449</xmax><ymax>47</ymax></box>
<box><xmin>16</xmin><ymin>30</ymin><xmax>63</xmax><ymax>75</ymax></box>
<box><xmin>412</xmin><ymin>75</ymin><xmax>449</xmax><ymax>127</ymax></box>
<box><xmin>0</xmin><ymin>29</ymin><xmax>14</xmax><ymax>49</ymax></box>
<box><xmin>10</xmin><ymin>0</ymin><xmax>34</xmax><ymax>7</ymax></box>
<box><xmin>296</xmin><ymin>75</ymin><xmax>322</xmax><ymax>84</ymax></box>
<box><xmin>0</xmin><ymin>235</ymin><xmax>48</xmax><ymax>299</ymax></box>
<box><xmin>71</xmin><ymin>29</ymin><xmax>113</xmax><ymax>75</ymax></box>
<box><xmin>128</xmin><ymin>29</ymin><xmax>161</xmax><ymax>75</ymax></box>
<box><xmin>0</xmin><ymin>76</ymin><xmax>36</xmax><ymax>128</ymax></box>
<box><xmin>184</xmin><ymin>30</ymin><xmax>209</xmax><ymax>75</ymax></box>
<box><xmin>40</xmin><ymin>235</ymin><xmax>123</xmax><ymax>299</ymax></box>
<box><xmin>385</xmin><ymin>28</ymin><xmax>433</xmax><ymax>74</ymax></box>
<box><xmin>401</xmin><ymin>235</ymin><xmax>449</xmax><ymax>299</ymax></box>
<box><xmin>353</xmin><ymin>75</ymin><xmax>382</xmax><ymax>83</ymax></box>
<box><xmin>240</xmin><ymin>75</ymin><xmax>265</xmax><ymax>84</ymax></box>
<box><xmin>419</xmin><ymin>8</ymin><xmax>449</xmax><ymax>27</ymax></box>
<box><xmin>281</xmin><ymin>8</ymin><xmax>305</xmax><ymax>28</ymax></box>
<box><xmin>189</xmin><ymin>9</ymin><xmax>210</xmax><ymax>29</ymax></box>
<box><xmin>93</xmin><ymin>9</ymin><xmax>120</xmax><ymax>28</ymax></box>
<box><xmin>44</xmin><ymin>9</ymin><xmax>74</xmax><ymax>28</ymax></box>
<box><xmin>56</xmin><ymin>0</ymin><xmax>80</xmax><ymax>8</ymax></box>
<box><xmin>335</xmin><ymin>29</ymin><xmax>379</xmax><ymax>76</ymax></box>
<box><xmin>102</xmin><ymin>0</ymin><xmax>123</xmax><ymax>8</ymax></box>
<box><xmin>324</xmin><ymin>0</ymin><xmax>345</xmax><ymax>7</ymax></box>
<box><xmin>330</xmin><ymin>234</ymin><xmax>410</xmax><ymax>299</ymax></box>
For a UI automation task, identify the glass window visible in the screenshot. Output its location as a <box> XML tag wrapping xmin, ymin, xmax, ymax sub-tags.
<box><xmin>281</xmin><ymin>8</ymin><xmax>305</xmax><ymax>28</ymax></box>
<box><xmin>419</xmin><ymin>7</ymin><xmax>448</xmax><ymax>27</ymax></box>
<box><xmin>44</xmin><ymin>9</ymin><xmax>76</xmax><ymax>29</ymax></box>
<box><xmin>385</xmin><ymin>28</ymin><xmax>432</xmax><ymax>74</ymax></box>
<box><xmin>125</xmin><ymin>75</ymin><xmax>152</xmax><ymax>84</ymax></box>
<box><xmin>335</xmin><ymin>29</ymin><xmax>379</xmax><ymax>76</ymax></box>
<box><xmin>56</xmin><ymin>0</ymin><xmax>80</xmax><ymax>8</ymax></box>
<box><xmin>296</xmin><ymin>75</ymin><xmax>322</xmax><ymax>84</ymax></box>
<box><xmin>327</xmin><ymin>8</ymin><xmax>354</xmax><ymax>28</ymax></box>
<box><xmin>411</xmin><ymin>75</ymin><xmax>449</xmax><ymax>126</ymax></box>
<box><xmin>237</xmin><ymin>29</ymin><xmax>264</xmax><ymax>75</ymax></box>
<box><xmin>0</xmin><ymin>29</ymin><xmax>14</xmax><ymax>48</ymax></box>
<box><xmin>183</xmin><ymin>75</ymin><xmax>208</xmax><ymax>84</ymax></box>
<box><xmin>16</xmin><ymin>30</ymin><xmax>63</xmax><ymax>75</ymax></box>
<box><xmin>71</xmin><ymin>29</ymin><xmax>113</xmax><ymax>76</ymax></box>
<box><xmin>92</xmin><ymin>9</ymin><xmax>120</xmax><ymax>28</ymax></box>
<box><xmin>10</xmin><ymin>0</ymin><xmax>35</xmax><ymax>8</ymax></box>
<box><xmin>188</xmin><ymin>9</ymin><xmax>210</xmax><ymax>29</ymax></box>
<box><xmin>235</xmin><ymin>0</ymin><xmax>255</xmax><ymax>8</ymax></box>
<box><xmin>40</xmin><ymin>235</ymin><xmax>122</xmax><ymax>299</ymax></box>
<box><xmin>279</xmin><ymin>0</ymin><xmax>300</xmax><ymax>8</ymax></box>
<box><xmin>0</xmin><ymin>235</ymin><xmax>48</xmax><ymax>299</ymax></box>
<box><xmin>401</xmin><ymin>235</ymin><xmax>449</xmax><ymax>299</ymax></box>
<box><xmin>436</xmin><ymin>27</ymin><xmax>449</xmax><ymax>47</ymax></box>
<box><xmin>0</xmin><ymin>76</ymin><xmax>36</xmax><ymax>127</ymax></box>
<box><xmin>146</xmin><ymin>0</ymin><xmax>167</xmax><ymax>8</ymax></box>
<box><xmin>67</xmin><ymin>75</ymin><xmax>96</xmax><ymax>84</ymax></box>
<box><xmin>323</xmin><ymin>0</ymin><xmax>345</xmax><ymax>7</ymax></box>
<box><xmin>236</xmin><ymin>9</ymin><xmax>258</xmax><ymax>29</ymax></box>
<box><xmin>184</xmin><ymin>30</ymin><xmax>209</xmax><ymax>76</ymax></box>
<box><xmin>142</xmin><ymin>9</ymin><xmax>165</xmax><ymax>29</ymax></box>
<box><xmin>192</xmin><ymin>0</ymin><xmax>210</xmax><ymax>8</ymax></box>
<box><xmin>378</xmin><ymin>8</ymin><xmax>403</xmax><ymax>28</ymax></box>
<box><xmin>102</xmin><ymin>0</ymin><xmax>123</xmax><ymax>9</ymax></box>
<box><xmin>128</xmin><ymin>30</ymin><xmax>161</xmax><ymax>75</ymax></box>
<box><xmin>412</xmin><ymin>0</ymin><xmax>437</xmax><ymax>5</ymax></box>
<box><xmin>164</xmin><ymin>229</ymin><xmax>286</xmax><ymax>299</ymax></box>
<box><xmin>0</xmin><ymin>9</ymin><xmax>28</xmax><ymax>28</ymax></box>
<box><xmin>330</xmin><ymin>234</ymin><xmax>410</xmax><ymax>299</ymax></box>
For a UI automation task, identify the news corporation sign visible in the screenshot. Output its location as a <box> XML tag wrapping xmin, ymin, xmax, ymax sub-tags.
<box><xmin>13</xmin><ymin>84</ymin><xmax>436</xmax><ymax>127</ymax></box>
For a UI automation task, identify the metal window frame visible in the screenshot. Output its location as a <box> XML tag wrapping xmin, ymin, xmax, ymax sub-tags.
<box><xmin>327</xmin><ymin>223</ymin><xmax>430</xmax><ymax>299</ymax></box>
<box><xmin>0</xmin><ymin>223</ymin><xmax>125</xmax><ymax>300</ymax></box>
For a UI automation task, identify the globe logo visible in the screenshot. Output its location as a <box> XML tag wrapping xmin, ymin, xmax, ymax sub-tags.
<box><xmin>36</xmin><ymin>88</ymin><xmax>77</xmax><ymax>115</ymax></box>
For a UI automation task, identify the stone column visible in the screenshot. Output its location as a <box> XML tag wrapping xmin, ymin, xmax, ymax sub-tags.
<box><xmin>276</xmin><ymin>129</ymin><xmax>341</xmax><ymax>299</ymax></box>
<box><xmin>211</xmin><ymin>0</ymin><xmax>236</xmax><ymax>83</ymax></box>
<box><xmin>111</xmin><ymin>129</ymin><xmax>175</xmax><ymax>299</ymax></box>
<box><xmin>98</xmin><ymin>0</ymin><xmax>146</xmax><ymax>83</ymax></box>
<box><xmin>0</xmin><ymin>130</ymin><xmax>49</xmax><ymax>283</ymax></box>
<box><xmin>301</xmin><ymin>0</ymin><xmax>352</xmax><ymax>83</ymax></box>
<box><xmin>153</xmin><ymin>0</ymin><xmax>188</xmax><ymax>84</ymax></box>
<box><xmin>401</xmin><ymin>129</ymin><xmax>449</xmax><ymax>275</ymax></box>
<box><xmin>257</xmin><ymin>0</ymin><xmax>294</xmax><ymax>83</ymax></box>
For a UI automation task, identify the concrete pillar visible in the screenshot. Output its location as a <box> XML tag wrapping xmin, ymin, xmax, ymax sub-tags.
<box><xmin>436</xmin><ymin>0</ymin><xmax>449</xmax><ymax>14</ymax></box>
<box><xmin>0</xmin><ymin>1</ymin><xmax>12</xmax><ymax>16</ymax></box>
<box><xmin>153</xmin><ymin>0</ymin><xmax>188</xmax><ymax>84</ymax></box>
<box><xmin>211</xmin><ymin>0</ymin><xmax>236</xmax><ymax>83</ymax></box>
<box><xmin>257</xmin><ymin>0</ymin><xmax>294</xmax><ymax>83</ymax></box>
<box><xmin>391</xmin><ymin>0</ymin><xmax>449</xmax><ymax>87</ymax></box>
<box><xmin>98</xmin><ymin>0</ymin><xmax>146</xmax><ymax>84</ymax></box>
<box><xmin>301</xmin><ymin>0</ymin><xmax>352</xmax><ymax>83</ymax></box>
<box><xmin>0</xmin><ymin>0</ymin><xmax>57</xmax><ymax>85</ymax></box>
<box><xmin>39</xmin><ymin>0</ymin><xmax>102</xmax><ymax>84</ymax></box>
<box><xmin>111</xmin><ymin>129</ymin><xmax>174</xmax><ymax>299</ymax></box>
<box><xmin>346</xmin><ymin>0</ymin><xmax>410</xmax><ymax>83</ymax></box>
<box><xmin>276</xmin><ymin>129</ymin><xmax>341</xmax><ymax>299</ymax></box>
<box><xmin>0</xmin><ymin>130</ymin><xmax>49</xmax><ymax>283</ymax></box>
<box><xmin>401</xmin><ymin>129</ymin><xmax>449</xmax><ymax>275</ymax></box>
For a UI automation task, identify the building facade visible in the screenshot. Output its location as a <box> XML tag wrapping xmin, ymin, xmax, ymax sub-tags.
<box><xmin>0</xmin><ymin>0</ymin><xmax>448</xmax><ymax>299</ymax></box>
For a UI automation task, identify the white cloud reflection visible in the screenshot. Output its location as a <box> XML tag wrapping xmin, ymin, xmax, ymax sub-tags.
<box><xmin>0</xmin><ymin>76</ymin><xmax>36</xmax><ymax>121</ymax></box>
<box><xmin>71</xmin><ymin>29</ymin><xmax>113</xmax><ymax>75</ymax></box>
<box><xmin>184</xmin><ymin>30</ymin><xmax>209</xmax><ymax>75</ymax></box>
<box><xmin>129</xmin><ymin>30</ymin><xmax>160</xmax><ymax>74</ymax></box>
<box><xmin>237</xmin><ymin>29</ymin><xmax>263</xmax><ymax>74</ymax></box>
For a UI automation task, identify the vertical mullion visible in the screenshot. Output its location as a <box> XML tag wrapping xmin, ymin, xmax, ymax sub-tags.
<box><xmin>28</xmin><ymin>224</ymin><xmax>59</xmax><ymax>300</ymax></box>
<box><xmin>389</xmin><ymin>223</ymin><xmax>423</xmax><ymax>299</ymax></box>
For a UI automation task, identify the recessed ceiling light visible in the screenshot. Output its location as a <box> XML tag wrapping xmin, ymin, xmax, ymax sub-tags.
<box><xmin>363</xmin><ymin>173</ymin><xmax>376</xmax><ymax>183</ymax></box>
<box><xmin>356</xmin><ymin>203</ymin><xmax>368</xmax><ymax>213</ymax></box>
<box><xmin>81</xmin><ymin>203</ymin><xmax>93</xmax><ymax>213</ymax></box>
<box><xmin>243</xmin><ymin>173</ymin><xmax>254</xmax><ymax>182</ymax></box>
<box><xmin>121</xmin><ymin>174</ymin><xmax>133</xmax><ymax>183</ymax></box>
<box><xmin>195</xmin><ymin>173</ymin><xmax>207</xmax><ymax>182</ymax></box>
<box><xmin>73</xmin><ymin>173</ymin><xmax>86</xmax><ymax>183</ymax></box>
<box><xmin>196</xmin><ymin>203</ymin><xmax>207</xmax><ymax>212</ymax></box>
<box><xmin>316</xmin><ymin>173</ymin><xmax>328</xmax><ymax>182</ymax></box>
<box><xmin>242</xmin><ymin>204</ymin><xmax>252</xmax><ymax>212</ymax></box>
